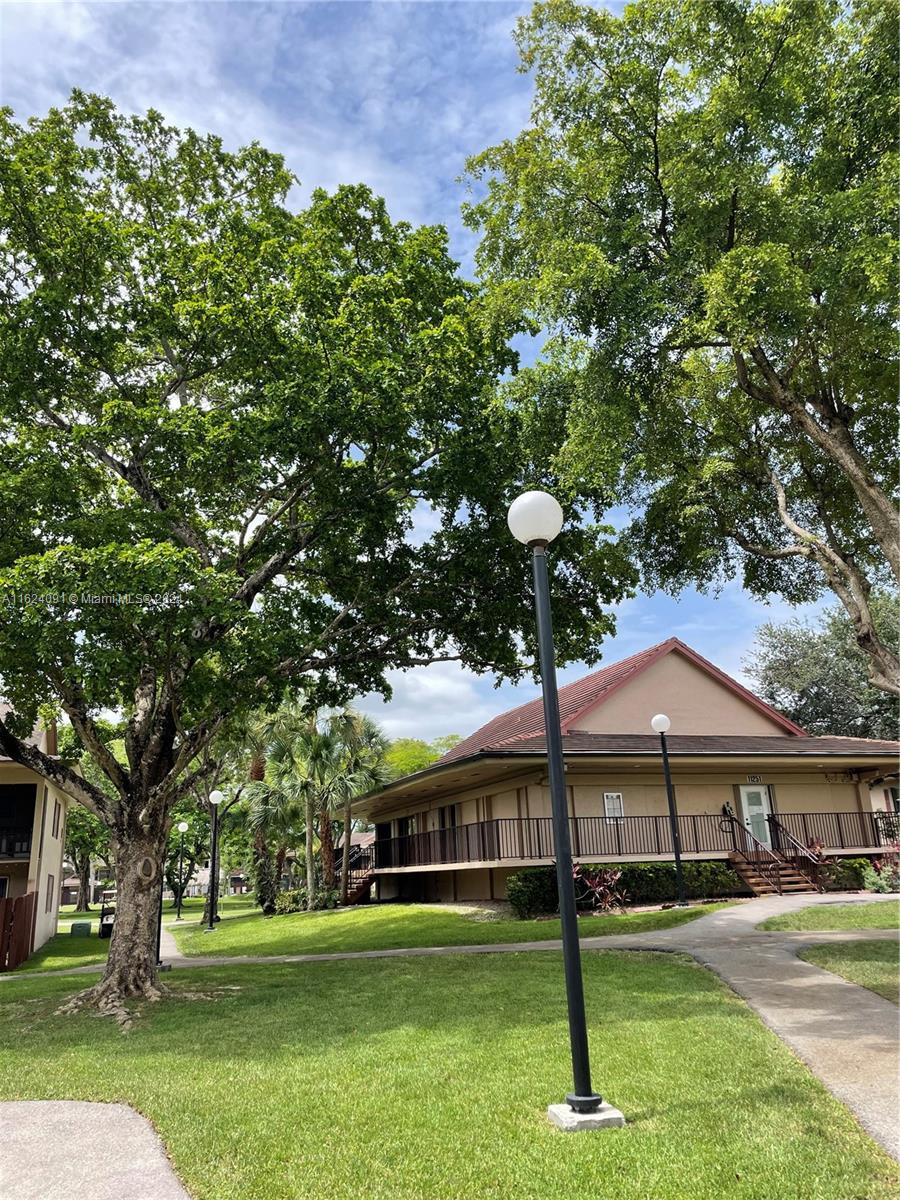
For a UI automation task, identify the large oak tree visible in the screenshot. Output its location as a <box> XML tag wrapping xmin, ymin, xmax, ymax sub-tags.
<box><xmin>0</xmin><ymin>94</ymin><xmax>631</xmax><ymax>1010</ymax></box>
<box><xmin>466</xmin><ymin>0</ymin><xmax>898</xmax><ymax>693</ymax></box>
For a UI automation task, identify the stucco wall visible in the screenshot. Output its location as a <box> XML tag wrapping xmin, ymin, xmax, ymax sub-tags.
<box><xmin>0</xmin><ymin>861</ymin><xmax>29</xmax><ymax>900</ymax></box>
<box><xmin>573</xmin><ymin>652</ymin><xmax>791</xmax><ymax>736</ymax></box>
<box><xmin>26</xmin><ymin>777</ymin><xmax>68</xmax><ymax>951</ymax></box>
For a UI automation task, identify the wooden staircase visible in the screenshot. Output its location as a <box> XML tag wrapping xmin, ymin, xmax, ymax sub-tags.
<box><xmin>720</xmin><ymin>812</ymin><xmax>824</xmax><ymax>897</ymax></box>
<box><xmin>729</xmin><ymin>854</ymin><xmax>818</xmax><ymax>896</ymax></box>
<box><xmin>337</xmin><ymin>846</ymin><xmax>376</xmax><ymax>905</ymax></box>
<box><xmin>345</xmin><ymin>871</ymin><xmax>375</xmax><ymax>905</ymax></box>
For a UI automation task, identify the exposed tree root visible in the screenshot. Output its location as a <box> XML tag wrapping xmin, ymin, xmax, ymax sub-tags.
<box><xmin>56</xmin><ymin>975</ymin><xmax>167</xmax><ymax>1030</ymax></box>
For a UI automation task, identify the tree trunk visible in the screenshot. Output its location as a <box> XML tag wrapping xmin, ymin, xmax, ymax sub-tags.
<box><xmin>305</xmin><ymin>795</ymin><xmax>316</xmax><ymax>911</ymax></box>
<box><xmin>275</xmin><ymin>844</ymin><xmax>287</xmax><ymax>890</ymax></box>
<box><xmin>320</xmin><ymin>809</ymin><xmax>335</xmax><ymax>890</ymax></box>
<box><xmin>60</xmin><ymin>830</ymin><xmax>165</xmax><ymax>1021</ymax></box>
<box><xmin>77</xmin><ymin>857</ymin><xmax>92</xmax><ymax>911</ymax></box>
<box><xmin>340</xmin><ymin>801</ymin><xmax>352</xmax><ymax>905</ymax></box>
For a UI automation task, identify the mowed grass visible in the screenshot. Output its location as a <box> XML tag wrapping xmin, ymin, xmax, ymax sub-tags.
<box><xmin>0</xmin><ymin>951</ymin><xmax>896</xmax><ymax>1200</ymax></box>
<box><xmin>19</xmin><ymin>894</ymin><xmax>260</xmax><ymax>975</ymax></box>
<box><xmin>172</xmin><ymin>900</ymin><xmax>733</xmax><ymax>958</ymax></box>
<box><xmin>16</xmin><ymin>931</ymin><xmax>109</xmax><ymax>973</ymax></box>
<box><xmin>800</xmin><ymin>940</ymin><xmax>899</xmax><ymax>1005</ymax></box>
<box><xmin>759</xmin><ymin>899</ymin><xmax>900</xmax><ymax>932</ymax></box>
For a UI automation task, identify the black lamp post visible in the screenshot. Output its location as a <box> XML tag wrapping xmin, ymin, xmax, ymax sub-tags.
<box><xmin>508</xmin><ymin>490</ymin><xmax>602</xmax><ymax>1116</ymax></box>
<box><xmin>175</xmin><ymin>820</ymin><xmax>189</xmax><ymax>921</ymax></box>
<box><xmin>651</xmin><ymin>714</ymin><xmax>687</xmax><ymax>907</ymax></box>
<box><xmin>204</xmin><ymin>790</ymin><xmax>225</xmax><ymax>933</ymax></box>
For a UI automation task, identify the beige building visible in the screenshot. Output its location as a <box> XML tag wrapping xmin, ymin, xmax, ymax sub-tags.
<box><xmin>0</xmin><ymin>714</ymin><xmax>71</xmax><ymax>959</ymax></box>
<box><xmin>354</xmin><ymin>639</ymin><xmax>900</xmax><ymax>902</ymax></box>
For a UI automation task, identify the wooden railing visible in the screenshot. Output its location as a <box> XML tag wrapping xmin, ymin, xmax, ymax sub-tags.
<box><xmin>372</xmin><ymin>810</ymin><xmax>893</xmax><ymax>871</ymax></box>
<box><xmin>0</xmin><ymin>891</ymin><xmax>36</xmax><ymax>971</ymax></box>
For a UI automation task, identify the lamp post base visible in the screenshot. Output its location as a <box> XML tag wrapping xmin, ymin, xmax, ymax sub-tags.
<box><xmin>547</xmin><ymin>1101</ymin><xmax>626</xmax><ymax>1132</ymax></box>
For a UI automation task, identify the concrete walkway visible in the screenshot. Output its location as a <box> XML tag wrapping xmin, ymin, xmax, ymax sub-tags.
<box><xmin>1</xmin><ymin>1101</ymin><xmax>190</xmax><ymax>1200</ymax></box>
<box><xmin>5</xmin><ymin>892</ymin><xmax>898</xmax><ymax>1163</ymax></box>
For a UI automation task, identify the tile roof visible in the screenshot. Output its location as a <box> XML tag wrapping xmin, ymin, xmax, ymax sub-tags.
<box><xmin>438</xmin><ymin>637</ymin><xmax>805</xmax><ymax>765</ymax></box>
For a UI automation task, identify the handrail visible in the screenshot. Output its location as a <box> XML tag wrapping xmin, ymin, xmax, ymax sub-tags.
<box><xmin>719</xmin><ymin>813</ymin><xmax>784</xmax><ymax>894</ymax></box>
<box><xmin>766</xmin><ymin>815</ymin><xmax>824</xmax><ymax>891</ymax></box>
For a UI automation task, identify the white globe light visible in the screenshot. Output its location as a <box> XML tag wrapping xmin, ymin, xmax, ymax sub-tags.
<box><xmin>209</xmin><ymin>790</ymin><xmax>226</xmax><ymax>806</ymax></box>
<box><xmin>177</xmin><ymin>821</ymin><xmax>189</xmax><ymax>833</ymax></box>
<box><xmin>507</xmin><ymin>491</ymin><xmax>564</xmax><ymax>546</ymax></box>
<box><xmin>650</xmin><ymin>713</ymin><xmax>671</xmax><ymax>734</ymax></box>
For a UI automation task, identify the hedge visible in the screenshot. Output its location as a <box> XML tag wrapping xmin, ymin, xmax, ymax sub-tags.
<box><xmin>505</xmin><ymin>860</ymin><xmax>750</xmax><ymax>918</ymax></box>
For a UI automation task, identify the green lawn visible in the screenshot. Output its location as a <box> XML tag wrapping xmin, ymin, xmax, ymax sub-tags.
<box><xmin>16</xmin><ymin>930</ymin><xmax>109</xmax><ymax>973</ymax></box>
<box><xmin>173</xmin><ymin>901</ymin><xmax>733</xmax><ymax>958</ymax></box>
<box><xmin>800</xmin><ymin>940</ymin><xmax>899</xmax><ymax>1005</ymax></box>
<box><xmin>59</xmin><ymin>895</ymin><xmax>258</xmax><ymax>924</ymax></box>
<box><xmin>0</xmin><ymin>951</ymin><xmax>895</xmax><ymax>1200</ymax></box>
<box><xmin>758</xmin><ymin>899</ymin><xmax>900</xmax><ymax>932</ymax></box>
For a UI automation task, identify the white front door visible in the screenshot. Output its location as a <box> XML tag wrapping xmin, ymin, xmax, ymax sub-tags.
<box><xmin>739</xmin><ymin>785</ymin><xmax>772</xmax><ymax>847</ymax></box>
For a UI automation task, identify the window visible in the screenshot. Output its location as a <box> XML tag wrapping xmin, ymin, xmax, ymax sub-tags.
<box><xmin>604</xmin><ymin>792</ymin><xmax>624</xmax><ymax>822</ymax></box>
<box><xmin>0</xmin><ymin>878</ymin><xmax>7</xmax><ymax>899</ymax></box>
<box><xmin>52</xmin><ymin>799</ymin><xmax>61</xmax><ymax>839</ymax></box>
<box><xmin>45</xmin><ymin>874</ymin><xmax>55</xmax><ymax>913</ymax></box>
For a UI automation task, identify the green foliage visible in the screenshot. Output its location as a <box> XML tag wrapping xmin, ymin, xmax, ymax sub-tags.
<box><xmin>274</xmin><ymin>888</ymin><xmax>306</xmax><ymax>915</ymax></box>
<box><xmin>250</xmin><ymin>843</ymin><xmax>278</xmax><ymax>916</ymax></box>
<box><xmin>63</xmin><ymin>803</ymin><xmax>110</xmax><ymax>868</ymax></box>
<box><xmin>385</xmin><ymin>734</ymin><xmax>462</xmax><ymax>778</ymax></box>
<box><xmin>745</xmin><ymin>595</ymin><xmax>899</xmax><ymax>738</ymax></box>
<box><xmin>822</xmin><ymin>857</ymin><xmax>874</xmax><ymax>892</ymax></box>
<box><xmin>465</xmin><ymin>0</ymin><xmax>898</xmax><ymax>689</ymax></box>
<box><xmin>507</xmin><ymin>860</ymin><xmax>747</xmax><ymax>917</ymax></box>
<box><xmin>0</xmin><ymin>90</ymin><xmax>630</xmax><ymax>746</ymax></box>
<box><xmin>506</xmin><ymin>866</ymin><xmax>560</xmax><ymax>918</ymax></box>
<box><xmin>864</xmin><ymin>847</ymin><xmax>900</xmax><ymax>894</ymax></box>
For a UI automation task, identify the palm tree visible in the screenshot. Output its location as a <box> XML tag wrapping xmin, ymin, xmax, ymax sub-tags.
<box><xmin>328</xmin><ymin>712</ymin><xmax>389</xmax><ymax>905</ymax></box>
<box><xmin>243</xmin><ymin>702</ymin><xmax>312</xmax><ymax>913</ymax></box>
<box><xmin>243</xmin><ymin>703</ymin><xmax>388</xmax><ymax>911</ymax></box>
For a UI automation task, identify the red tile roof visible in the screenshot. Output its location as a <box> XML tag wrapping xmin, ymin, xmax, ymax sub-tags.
<box><xmin>438</xmin><ymin>637</ymin><xmax>805</xmax><ymax>765</ymax></box>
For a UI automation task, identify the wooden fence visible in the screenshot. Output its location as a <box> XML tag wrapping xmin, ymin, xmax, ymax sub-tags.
<box><xmin>0</xmin><ymin>891</ymin><xmax>37</xmax><ymax>971</ymax></box>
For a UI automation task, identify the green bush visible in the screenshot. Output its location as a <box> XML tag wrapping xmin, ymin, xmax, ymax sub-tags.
<box><xmin>505</xmin><ymin>860</ymin><xmax>749</xmax><ymax>918</ymax></box>
<box><xmin>506</xmin><ymin>868</ymin><xmax>559</xmax><ymax>918</ymax></box>
<box><xmin>821</xmin><ymin>857</ymin><xmax>872</xmax><ymax>891</ymax></box>
<box><xmin>313</xmin><ymin>887</ymin><xmax>340</xmax><ymax>910</ymax></box>
<box><xmin>275</xmin><ymin>888</ymin><xmax>306</xmax><ymax>915</ymax></box>
<box><xmin>864</xmin><ymin>863</ymin><xmax>900</xmax><ymax>893</ymax></box>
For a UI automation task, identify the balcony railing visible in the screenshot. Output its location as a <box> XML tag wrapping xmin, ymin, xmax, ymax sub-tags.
<box><xmin>773</xmin><ymin>810</ymin><xmax>899</xmax><ymax>852</ymax></box>
<box><xmin>373</xmin><ymin>811</ymin><xmax>898</xmax><ymax>870</ymax></box>
<box><xmin>0</xmin><ymin>829</ymin><xmax>32</xmax><ymax>860</ymax></box>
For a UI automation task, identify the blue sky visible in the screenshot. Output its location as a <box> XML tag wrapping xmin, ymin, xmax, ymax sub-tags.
<box><xmin>1</xmin><ymin>1</ymin><xmax>823</xmax><ymax>740</ymax></box>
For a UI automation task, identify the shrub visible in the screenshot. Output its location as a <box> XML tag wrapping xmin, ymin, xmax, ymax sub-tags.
<box><xmin>573</xmin><ymin>864</ymin><xmax>627</xmax><ymax>912</ymax></box>
<box><xmin>275</xmin><ymin>888</ymin><xmax>306</xmax><ymax>915</ymax></box>
<box><xmin>864</xmin><ymin>842</ymin><xmax>900</xmax><ymax>893</ymax></box>
<box><xmin>506</xmin><ymin>867</ymin><xmax>559</xmax><ymax>918</ymax></box>
<box><xmin>313</xmin><ymin>887</ymin><xmax>340</xmax><ymax>910</ymax></box>
<box><xmin>820</xmin><ymin>857</ymin><xmax>872</xmax><ymax>891</ymax></box>
<box><xmin>588</xmin><ymin>860</ymin><xmax>749</xmax><ymax>905</ymax></box>
<box><xmin>505</xmin><ymin>859</ymin><xmax>748</xmax><ymax>918</ymax></box>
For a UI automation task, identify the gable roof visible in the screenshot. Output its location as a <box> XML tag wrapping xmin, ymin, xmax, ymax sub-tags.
<box><xmin>438</xmin><ymin>637</ymin><xmax>805</xmax><ymax>765</ymax></box>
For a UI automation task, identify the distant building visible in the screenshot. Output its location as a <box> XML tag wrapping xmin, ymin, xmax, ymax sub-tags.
<box><xmin>0</xmin><ymin>709</ymin><xmax>73</xmax><ymax>965</ymax></box>
<box><xmin>354</xmin><ymin>639</ymin><xmax>900</xmax><ymax>903</ymax></box>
